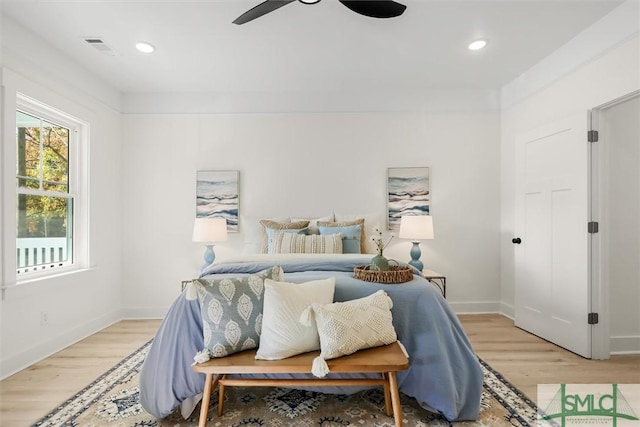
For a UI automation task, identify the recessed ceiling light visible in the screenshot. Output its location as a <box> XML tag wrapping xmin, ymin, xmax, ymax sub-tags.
<box><xmin>468</xmin><ymin>40</ymin><xmax>487</xmax><ymax>51</ymax></box>
<box><xmin>299</xmin><ymin>0</ymin><xmax>321</xmax><ymax>3</ymax></box>
<box><xmin>135</xmin><ymin>42</ymin><xmax>155</xmax><ymax>54</ymax></box>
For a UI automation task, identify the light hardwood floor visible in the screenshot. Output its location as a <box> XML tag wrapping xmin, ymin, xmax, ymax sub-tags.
<box><xmin>1</xmin><ymin>315</ymin><xmax>638</xmax><ymax>426</ymax></box>
<box><xmin>0</xmin><ymin>320</ymin><xmax>160</xmax><ymax>427</ymax></box>
<box><xmin>459</xmin><ymin>314</ymin><xmax>640</xmax><ymax>400</ymax></box>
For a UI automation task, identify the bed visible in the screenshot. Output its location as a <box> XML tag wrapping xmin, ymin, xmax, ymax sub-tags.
<box><xmin>138</xmin><ymin>253</ymin><xmax>483</xmax><ymax>422</ymax></box>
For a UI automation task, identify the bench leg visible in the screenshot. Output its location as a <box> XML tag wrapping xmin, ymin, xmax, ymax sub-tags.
<box><xmin>382</xmin><ymin>373</ymin><xmax>392</xmax><ymax>416</ymax></box>
<box><xmin>198</xmin><ymin>373</ymin><xmax>214</xmax><ymax>427</ymax></box>
<box><xmin>388</xmin><ymin>371</ymin><xmax>403</xmax><ymax>427</ymax></box>
<box><xmin>218</xmin><ymin>377</ymin><xmax>226</xmax><ymax>416</ymax></box>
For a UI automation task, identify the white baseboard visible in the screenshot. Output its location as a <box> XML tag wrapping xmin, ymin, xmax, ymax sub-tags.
<box><xmin>123</xmin><ymin>303</ymin><xmax>509</xmax><ymax>317</ymax></box>
<box><xmin>611</xmin><ymin>335</ymin><xmax>640</xmax><ymax>354</ymax></box>
<box><xmin>448</xmin><ymin>301</ymin><xmax>502</xmax><ymax>314</ymax></box>
<box><xmin>126</xmin><ymin>303</ymin><xmax>512</xmax><ymax>318</ymax></box>
<box><xmin>499</xmin><ymin>302</ymin><xmax>515</xmax><ymax>319</ymax></box>
<box><xmin>13</xmin><ymin>301</ymin><xmax>627</xmax><ymax>381</ymax></box>
<box><xmin>120</xmin><ymin>306</ymin><xmax>169</xmax><ymax>319</ymax></box>
<box><xmin>0</xmin><ymin>309</ymin><xmax>122</xmax><ymax>380</ymax></box>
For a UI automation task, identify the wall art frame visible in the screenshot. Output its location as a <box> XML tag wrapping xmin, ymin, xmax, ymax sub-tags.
<box><xmin>196</xmin><ymin>170</ymin><xmax>239</xmax><ymax>232</ymax></box>
<box><xmin>387</xmin><ymin>167</ymin><xmax>430</xmax><ymax>231</ymax></box>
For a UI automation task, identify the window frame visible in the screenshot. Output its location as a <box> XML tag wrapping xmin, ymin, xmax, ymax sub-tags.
<box><xmin>14</xmin><ymin>93</ymin><xmax>90</xmax><ymax>281</ymax></box>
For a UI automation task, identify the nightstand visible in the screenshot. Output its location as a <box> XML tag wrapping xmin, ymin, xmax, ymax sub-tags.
<box><xmin>422</xmin><ymin>269</ymin><xmax>446</xmax><ymax>298</ymax></box>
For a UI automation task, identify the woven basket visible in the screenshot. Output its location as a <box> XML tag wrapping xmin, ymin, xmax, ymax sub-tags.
<box><xmin>353</xmin><ymin>265</ymin><xmax>413</xmax><ymax>284</ymax></box>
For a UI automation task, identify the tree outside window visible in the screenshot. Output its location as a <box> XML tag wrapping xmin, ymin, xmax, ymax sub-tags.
<box><xmin>16</xmin><ymin>110</ymin><xmax>73</xmax><ymax>272</ymax></box>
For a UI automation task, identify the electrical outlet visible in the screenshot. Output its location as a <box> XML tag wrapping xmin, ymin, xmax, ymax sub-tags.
<box><xmin>40</xmin><ymin>312</ymin><xmax>48</xmax><ymax>326</ymax></box>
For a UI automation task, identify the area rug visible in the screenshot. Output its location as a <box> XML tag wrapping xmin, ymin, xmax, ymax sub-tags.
<box><xmin>32</xmin><ymin>340</ymin><xmax>538</xmax><ymax>427</ymax></box>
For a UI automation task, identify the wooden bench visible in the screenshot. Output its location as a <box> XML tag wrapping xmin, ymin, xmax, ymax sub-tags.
<box><xmin>192</xmin><ymin>341</ymin><xmax>409</xmax><ymax>427</ymax></box>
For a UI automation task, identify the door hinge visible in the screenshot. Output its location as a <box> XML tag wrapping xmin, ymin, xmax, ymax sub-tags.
<box><xmin>588</xmin><ymin>222</ymin><xmax>599</xmax><ymax>234</ymax></box>
<box><xmin>588</xmin><ymin>130</ymin><xmax>599</xmax><ymax>142</ymax></box>
<box><xmin>588</xmin><ymin>312</ymin><xmax>599</xmax><ymax>325</ymax></box>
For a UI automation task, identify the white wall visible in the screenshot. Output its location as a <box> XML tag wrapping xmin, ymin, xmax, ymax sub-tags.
<box><xmin>121</xmin><ymin>111</ymin><xmax>501</xmax><ymax>317</ymax></box>
<box><xmin>0</xmin><ymin>17</ymin><xmax>124</xmax><ymax>378</ymax></box>
<box><xmin>500</xmin><ymin>34</ymin><xmax>639</xmax><ymax>318</ymax></box>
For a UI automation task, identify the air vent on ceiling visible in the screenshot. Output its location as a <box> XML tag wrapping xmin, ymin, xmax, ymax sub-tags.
<box><xmin>83</xmin><ymin>37</ymin><xmax>116</xmax><ymax>56</ymax></box>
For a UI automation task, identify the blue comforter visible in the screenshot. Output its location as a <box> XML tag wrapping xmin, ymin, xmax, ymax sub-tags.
<box><xmin>139</xmin><ymin>255</ymin><xmax>483</xmax><ymax>421</ymax></box>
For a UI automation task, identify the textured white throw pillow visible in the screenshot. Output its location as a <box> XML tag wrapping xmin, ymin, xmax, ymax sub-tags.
<box><xmin>300</xmin><ymin>289</ymin><xmax>397</xmax><ymax>377</ymax></box>
<box><xmin>256</xmin><ymin>277</ymin><xmax>336</xmax><ymax>360</ymax></box>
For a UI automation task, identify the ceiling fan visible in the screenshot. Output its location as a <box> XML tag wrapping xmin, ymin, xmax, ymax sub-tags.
<box><xmin>233</xmin><ymin>0</ymin><xmax>407</xmax><ymax>25</ymax></box>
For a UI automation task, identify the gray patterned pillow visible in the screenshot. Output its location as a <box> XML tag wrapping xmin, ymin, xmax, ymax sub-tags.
<box><xmin>194</xmin><ymin>266</ymin><xmax>284</xmax><ymax>358</ymax></box>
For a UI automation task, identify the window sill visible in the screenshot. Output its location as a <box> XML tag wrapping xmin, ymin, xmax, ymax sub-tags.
<box><xmin>2</xmin><ymin>265</ymin><xmax>96</xmax><ymax>290</ymax></box>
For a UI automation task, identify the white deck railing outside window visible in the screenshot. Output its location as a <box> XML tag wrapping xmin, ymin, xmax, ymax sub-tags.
<box><xmin>16</xmin><ymin>237</ymin><xmax>69</xmax><ymax>269</ymax></box>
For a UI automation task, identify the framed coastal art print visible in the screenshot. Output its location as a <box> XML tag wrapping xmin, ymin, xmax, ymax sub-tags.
<box><xmin>387</xmin><ymin>167</ymin><xmax>430</xmax><ymax>231</ymax></box>
<box><xmin>196</xmin><ymin>170</ymin><xmax>239</xmax><ymax>232</ymax></box>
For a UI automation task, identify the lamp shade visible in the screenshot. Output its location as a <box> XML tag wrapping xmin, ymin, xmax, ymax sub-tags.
<box><xmin>399</xmin><ymin>215</ymin><xmax>434</xmax><ymax>240</ymax></box>
<box><xmin>192</xmin><ymin>217</ymin><xmax>228</xmax><ymax>243</ymax></box>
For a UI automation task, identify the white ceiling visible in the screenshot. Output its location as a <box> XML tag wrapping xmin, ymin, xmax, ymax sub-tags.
<box><xmin>0</xmin><ymin>0</ymin><xmax>625</xmax><ymax>102</ymax></box>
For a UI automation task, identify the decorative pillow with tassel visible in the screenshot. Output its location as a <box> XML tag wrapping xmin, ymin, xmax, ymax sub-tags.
<box><xmin>187</xmin><ymin>265</ymin><xmax>284</xmax><ymax>361</ymax></box>
<box><xmin>299</xmin><ymin>289</ymin><xmax>398</xmax><ymax>378</ymax></box>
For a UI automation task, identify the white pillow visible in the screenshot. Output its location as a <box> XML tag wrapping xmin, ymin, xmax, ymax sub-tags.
<box><xmin>256</xmin><ymin>277</ymin><xmax>336</xmax><ymax>360</ymax></box>
<box><xmin>240</xmin><ymin>215</ymin><xmax>290</xmax><ymax>254</ymax></box>
<box><xmin>291</xmin><ymin>213</ymin><xmax>334</xmax><ymax>234</ymax></box>
<box><xmin>271</xmin><ymin>232</ymin><xmax>343</xmax><ymax>254</ymax></box>
<box><xmin>333</xmin><ymin>212</ymin><xmax>383</xmax><ymax>254</ymax></box>
<box><xmin>301</xmin><ymin>289</ymin><xmax>397</xmax><ymax>377</ymax></box>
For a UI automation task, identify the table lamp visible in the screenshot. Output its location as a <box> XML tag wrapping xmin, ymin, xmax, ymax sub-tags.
<box><xmin>192</xmin><ymin>217</ymin><xmax>228</xmax><ymax>272</ymax></box>
<box><xmin>398</xmin><ymin>215</ymin><xmax>434</xmax><ymax>271</ymax></box>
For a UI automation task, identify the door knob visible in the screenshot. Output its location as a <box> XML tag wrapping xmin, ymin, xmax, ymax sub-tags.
<box><xmin>512</xmin><ymin>237</ymin><xmax>522</xmax><ymax>244</ymax></box>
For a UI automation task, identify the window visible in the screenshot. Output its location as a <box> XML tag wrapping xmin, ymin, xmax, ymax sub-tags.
<box><xmin>15</xmin><ymin>97</ymin><xmax>86</xmax><ymax>276</ymax></box>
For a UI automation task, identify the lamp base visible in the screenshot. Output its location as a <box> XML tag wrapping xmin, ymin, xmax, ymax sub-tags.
<box><xmin>201</xmin><ymin>244</ymin><xmax>216</xmax><ymax>272</ymax></box>
<box><xmin>407</xmin><ymin>241</ymin><xmax>423</xmax><ymax>271</ymax></box>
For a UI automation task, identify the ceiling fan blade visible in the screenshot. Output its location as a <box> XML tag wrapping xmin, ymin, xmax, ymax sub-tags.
<box><xmin>233</xmin><ymin>0</ymin><xmax>296</xmax><ymax>25</ymax></box>
<box><xmin>338</xmin><ymin>0</ymin><xmax>406</xmax><ymax>18</ymax></box>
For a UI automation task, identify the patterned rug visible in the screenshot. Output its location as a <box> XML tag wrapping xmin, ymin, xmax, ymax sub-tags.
<box><xmin>32</xmin><ymin>340</ymin><xmax>538</xmax><ymax>427</ymax></box>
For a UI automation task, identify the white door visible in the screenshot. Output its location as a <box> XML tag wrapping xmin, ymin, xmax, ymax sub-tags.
<box><xmin>514</xmin><ymin>113</ymin><xmax>591</xmax><ymax>358</ymax></box>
